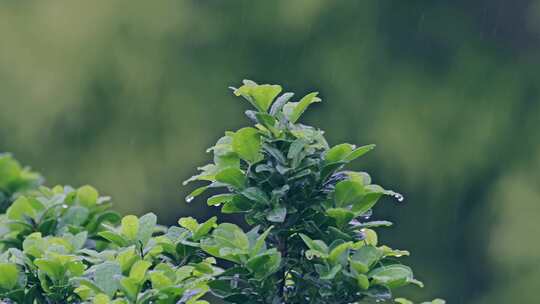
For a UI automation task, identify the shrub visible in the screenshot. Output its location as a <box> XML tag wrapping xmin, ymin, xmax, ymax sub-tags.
<box><xmin>0</xmin><ymin>80</ymin><xmax>443</xmax><ymax>303</ymax></box>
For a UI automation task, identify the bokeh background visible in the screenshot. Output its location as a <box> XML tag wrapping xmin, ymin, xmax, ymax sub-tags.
<box><xmin>1</xmin><ymin>1</ymin><xmax>539</xmax><ymax>303</ymax></box>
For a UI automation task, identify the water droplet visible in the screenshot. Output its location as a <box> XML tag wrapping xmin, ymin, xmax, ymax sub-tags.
<box><xmin>62</xmin><ymin>204</ymin><xmax>68</xmax><ymax>209</ymax></box>
<box><xmin>185</xmin><ymin>196</ymin><xmax>194</xmax><ymax>203</ymax></box>
<box><xmin>386</xmin><ymin>190</ymin><xmax>405</xmax><ymax>202</ymax></box>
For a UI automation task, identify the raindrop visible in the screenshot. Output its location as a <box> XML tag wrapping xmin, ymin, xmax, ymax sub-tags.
<box><xmin>393</xmin><ymin>193</ymin><xmax>405</xmax><ymax>202</ymax></box>
<box><xmin>386</xmin><ymin>190</ymin><xmax>405</xmax><ymax>203</ymax></box>
<box><xmin>185</xmin><ymin>196</ymin><xmax>194</xmax><ymax>203</ymax></box>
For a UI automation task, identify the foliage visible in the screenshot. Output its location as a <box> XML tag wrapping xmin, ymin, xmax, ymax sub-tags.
<box><xmin>0</xmin><ymin>154</ymin><xmax>42</xmax><ymax>213</ymax></box>
<box><xmin>0</xmin><ymin>80</ymin><xmax>442</xmax><ymax>303</ymax></box>
<box><xmin>183</xmin><ymin>80</ymin><xmax>443</xmax><ymax>304</ymax></box>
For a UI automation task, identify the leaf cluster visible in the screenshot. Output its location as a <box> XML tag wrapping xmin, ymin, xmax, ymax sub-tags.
<box><xmin>0</xmin><ymin>80</ymin><xmax>443</xmax><ymax>304</ymax></box>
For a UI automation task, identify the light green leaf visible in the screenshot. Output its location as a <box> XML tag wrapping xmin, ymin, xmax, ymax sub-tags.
<box><xmin>7</xmin><ymin>196</ymin><xmax>37</xmax><ymax>220</ymax></box>
<box><xmin>334</xmin><ymin>180</ymin><xmax>364</xmax><ymax>207</ymax></box>
<box><xmin>282</xmin><ymin>92</ymin><xmax>321</xmax><ymax>123</ymax></box>
<box><xmin>116</xmin><ymin>246</ymin><xmax>139</xmax><ymax>273</ymax></box>
<box><xmin>150</xmin><ymin>271</ymin><xmax>173</xmax><ymax>289</ymax></box>
<box><xmin>324</xmin><ymin>143</ymin><xmax>354</xmax><ymax>164</ymax></box>
<box><xmin>99</xmin><ymin>231</ymin><xmax>128</xmax><ymax>247</ymax></box>
<box><xmin>232</xmin><ymin>127</ymin><xmax>262</xmax><ymax>163</ymax></box>
<box><xmin>119</xmin><ymin>277</ymin><xmax>139</xmax><ymax>301</ymax></box>
<box><xmin>193</xmin><ymin>216</ymin><xmax>217</xmax><ymax>240</ymax></box>
<box><xmin>35</xmin><ymin>258</ymin><xmax>63</xmax><ymax>280</ymax></box>
<box><xmin>77</xmin><ymin>185</ymin><xmax>99</xmax><ymax>207</ymax></box>
<box><xmin>351</xmin><ymin>192</ymin><xmax>382</xmax><ymax>216</ymax></box>
<box><xmin>178</xmin><ymin>217</ymin><xmax>199</xmax><ymax>232</ymax></box>
<box><xmin>326</xmin><ymin>208</ymin><xmax>355</xmax><ymax>228</ymax></box>
<box><xmin>251</xmin><ymin>226</ymin><xmax>273</xmax><ymax>257</ymax></box>
<box><xmin>215</xmin><ymin>168</ymin><xmax>246</xmax><ymax>189</ymax></box>
<box><xmin>221</xmin><ymin>195</ymin><xmax>252</xmax><ymax>214</ymax></box>
<box><xmin>93</xmin><ymin>294</ymin><xmax>111</xmax><ymax>304</ymax></box>
<box><xmin>357</xmin><ymin>274</ymin><xmax>370</xmax><ymax>290</ymax></box>
<box><xmin>94</xmin><ymin>261</ymin><xmax>121</xmax><ymax>297</ymax></box>
<box><xmin>185</xmin><ymin>185</ymin><xmax>209</xmax><ymax>203</ymax></box>
<box><xmin>121</xmin><ymin>215</ymin><xmax>139</xmax><ymax>240</ymax></box>
<box><xmin>369</xmin><ymin>264</ymin><xmax>422</xmax><ymax>288</ymax></box>
<box><xmin>207</xmin><ymin>193</ymin><xmax>235</xmax><ymax>206</ymax></box>
<box><xmin>350</xmin><ymin>245</ymin><xmax>383</xmax><ymax>273</ymax></box>
<box><xmin>344</xmin><ymin>144</ymin><xmax>376</xmax><ymax>162</ymax></box>
<box><xmin>136</xmin><ymin>213</ymin><xmax>157</xmax><ymax>246</ymax></box>
<box><xmin>328</xmin><ymin>242</ymin><xmax>353</xmax><ymax>265</ymax></box>
<box><xmin>0</xmin><ymin>263</ymin><xmax>19</xmax><ymax>290</ymax></box>
<box><xmin>395</xmin><ymin>299</ymin><xmax>414</xmax><ymax>304</ymax></box>
<box><xmin>233</xmin><ymin>81</ymin><xmax>282</xmax><ymax>112</ymax></box>
<box><xmin>299</xmin><ymin>234</ymin><xmax>328</xmax><ymax>256</ymax></box>
<box><xmin>213</xmin><ymin>223</ymin><xmax>250</xmax><ymax>251</ymax></box>
<box><xmin>129</xmin><ymin>260</ymin><xmax>152</xmax><ymax>283</ymax></box>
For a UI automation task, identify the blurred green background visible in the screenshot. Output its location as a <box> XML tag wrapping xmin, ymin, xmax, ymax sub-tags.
<box><xmin>1</xmin><ymin>1</ymin><xmax>539</xmax><ymax>303</ymax></box>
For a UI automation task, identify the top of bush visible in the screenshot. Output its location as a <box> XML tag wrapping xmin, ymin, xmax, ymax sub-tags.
<box><xmin>0</xmin><ymin>80</ymin><xmax>443</xmax><ymax>304</ymax></box>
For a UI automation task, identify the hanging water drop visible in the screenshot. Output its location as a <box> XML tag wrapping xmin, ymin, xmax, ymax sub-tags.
<box><xmin>185</xmin><ymin>195</ymin><xmax>194</xmax><ymax>203</ymax></box>
<box><xmin>386</xmin><ymin>190</ymin><xmax>405</xmax><ymax>202</ymax></box>
<box><xmin>393</xmin><ymin>192</ymin><xmax>404</xmax><ymax>202</ymax></box>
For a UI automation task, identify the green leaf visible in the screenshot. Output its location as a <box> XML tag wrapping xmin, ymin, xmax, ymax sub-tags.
<box><xmin>266</xmin><ymin>206</ymin><xmax>287</xmax><ymax>223</ymax></box>
<box><xmin>0</xmin><ymin>263</ymin><xmax>19</xmax><ymax>290</ymax></box>
<box><xmin>251</xmin><ymin>226</ymin><xmax>272</xmax><ymax>257</ymax></box>
<box><xmin>93</xmin><ymin>294</ymin><xmax>111</xmax><ymax>304</ymax></box>
<box><xmin>344</xmin><ymin>144</ymin><xmax>376</xmax><ymax>162</ymax></box>
<box><xmin>94</xmin><ymin>261</ymin><xmax>122</xmax><ymax>297</ymax></box>
<box><xmin>357</xmin><ymin>274</ymin><xmax>370</xmax><ymax>290</ymax></box>
<box><xmin>150</xmin><ymin>271</ymin><xmax>173</xmax><ymax>289</ymax></box>
<box><xmin>351</xmin><ymin>192</ymin><xmax>383</xmax><ymax>215</ymax></box>
<box><xmin>213</xmin><ymin>223</ymin><xmax>250</xmax><ymax>251</ymax></box>
<box><xmin>7</xmin><ymin>196</ymin><xmax>37</xmax><ymax>220</ymax></box>
<box><xmin>269</xmin><ymin>92</ymin><xmax>294</xmax><ymax>115</ymax></box>
<box><xmin>246</xmin><ymin>249</ymin><xmax>282</xmax><ymax>280</ymax></box>
<box><xmin>350</xmin><ymin>245</ymin><xmax>383</xmax><ymax>273</ymax></box>
<box><xmin>221</xmin><ymin>195</ymin><xmax>252</xmax><ymax>214</ymax></box>
<box><xmin>77</xmin><ymin>185</ymin><xmax>99</xmax><ymax>207</ymax></box>
<box><xmin>193</xmin><ymin>216</ymin><xmax>217</xmax><ymax>240</ymax></box>
<box><xmin>34</xmin><ymin>258</ymin><xmax>63</xmax><ymax>280</ymax></box>
<box><xmin>119</xmin><ymin>277</ymin><xmax>139</xmax><ymax>301</ymax></box>
<box><xmin>185</xmin><ymin>185</ymin><xmax>209</xmax><ymax>203</ymax></box>
<box><xmin>241</xmin><ymin>187</ymin><xmax>269</xmax><ymax>204</ymax></box>
<box><xmin>233</xmin><ymin>81</ymin><xmax>282</xmax><ymax>112</ymax></box>
<box><xmin>178</xmin><ymin>217</ymin><xmax>199</xmax><ymax>232</ymax></box>
<box><xmin>121</xmin><ymin>215</ymin><xmax>139</xmax><ymax>240</ymax></box>
<box><xmin>232</xmin><ymin>127</ymin><xmax>262</xmax><ymax>163</ymax></box>
<box><xmin>129</xmin><ymin>260</ymin><xmax>152</xmax><ymax>283</ymax></box>
<box><xmin>328</xmin><ymin>242</ymin><xmax>353</xmax><ymax>265</ymax></box>
<box><xmin>136</xmin><ymin>213</ymin><xmax>157</xmax><ymax>246</ymax></box>
<box><xmin>324</xmin><ymin>143</ymin><xmax>354</xmax><ymax>164</ymax></box>
<box><xmin>334</xmin><ymin>180</ymin><xmax>364</xmax><ymax>207</ymax></box>
<box><xmin>324</xmin><ymin>143</ymin><xmax>375</xmax><ymax>164</ymax></box>
<box><xmin>299</xmin><ymin>234</ymin><xmax>328</xmax><ymax>256</ymax></box>
<box><xmin>326</xmin><ymin>208</ymin><xmax>355</xmax><ymax>228</ymax></box>
<box><xmin>255</xmin><ymin>112</ymin><xmax>278</xmax><ymax>134</ymax></box>
<box><xmin>318</xmin><ymin>264</ymin><xmax>342</xmax><ymax>280</ymax></box>
<box><xmin>99</xmin><ymin>231</ymin><xmax>128</xmax><ymax>247</ymax></box>
<box><xmin>215</xmin><ymin>168</ymin><xmax>246</xmax><ymax>189</ymax></box>
<box><xmin>207</xmin><ymin>193</ymin><xmax>235</xmax><ymax>206</ymax></box>
<box><xmin>283</xmin><ymin>92</ymin><xmax>321</xmax><ymax>123</ymax></box>
<box><xmin>116</xmin><ymin>246</ymin><xmax>139</xmax><ymax>273</ymax></box>
<box><xmin>369</xmin><ymin>264</ymin><xmax>422</xmax><ymax>288</ymax></box>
